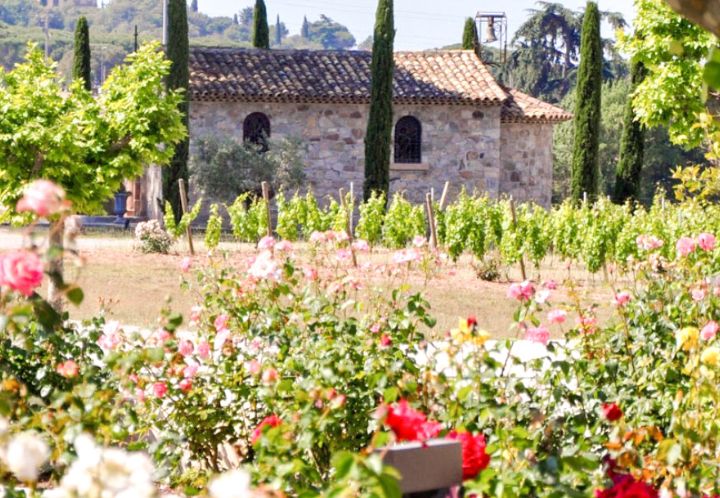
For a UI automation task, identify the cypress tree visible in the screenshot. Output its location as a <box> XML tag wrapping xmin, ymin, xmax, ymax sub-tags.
<box><xmin>613</xmin><ymin>60</ymin><xmax>647</xmax><ymax>203</ymax></box>
<box><xmin>233</xmin><ymin>13</ymin><xmax>239</xmax><ymax>25</ymax></box>
<box><xmin>275</xmin><ymin>14</ymin><xmax>282</xmax><ymax>45</ymax></box>
<box><xmin>163</xmin><ymin>0</ymin><xmax>190</xmax><ymax>222</ymax></box>
<box><xmin>73</xmin><ymin>16</ymin><xmax>91</xmax><ymax>91</ymax></box>
<box><xmin>252</xmin><ymin>0</ymin><xmax>270</xmax><ymax>49</ymax></box>
<box><xmin>363</xmin><ymin>0</ymin><xmax>394</xmax><ymax>200</ymax></box>
<box><xmin>571</xmin><ymin>1</ymin><xmax>602</xmax><ymax>202</ymax></box>
<box><xmin>191</xmin><ymin>0</ymin><xmax>198</xmax><ymax>13</ymax></box>
<box><xmin>301</xmin><ymin>16</ymin><xmax>310</xmax><ymax>39</ymax></box>
<box><xmin>462</xmin><ymin>17</ymin><xmax>477</xmax><ymax>51</ymax></box>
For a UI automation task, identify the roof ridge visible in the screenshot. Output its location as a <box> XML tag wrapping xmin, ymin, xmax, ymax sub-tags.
<box><xmin>189</xmin><ymin>46</ymin><xmax>482</xmax><ymax>56</ymax></box>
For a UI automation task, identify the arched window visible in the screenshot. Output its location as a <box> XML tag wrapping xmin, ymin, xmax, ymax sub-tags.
<box><xmin>394</xmin><ymin>116</ymin><xmax>422</xmax><ymax>164</ymax></box>
<box><xmin>243</xmin><ymin>112</ymin><xmax>271</xmax><ymax>152</ymax></box>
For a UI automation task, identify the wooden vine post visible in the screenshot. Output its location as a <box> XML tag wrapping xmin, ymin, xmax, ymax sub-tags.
<box><xmin>425</xmin><ymin>193</ymin><xmax>438</xmax><ymax>249</ymax></box>
<box><xmin>178</xmin><ymin>179</ymin><xmax>195</xmax><ymax>256</ymax></box>
<box><xmin>509</xmin><ymin>198</ymin><xmax>527</xmax><ymax>281</ymax></box>
<box><xmin>339</xmin><ymin>187</ymin><xmax>358</xmax><ymax>268</ymax></box>
<box><xmin>261</xmin><ymin>181</ymin><xmax>272</xmax><ymax>237</ymax></box>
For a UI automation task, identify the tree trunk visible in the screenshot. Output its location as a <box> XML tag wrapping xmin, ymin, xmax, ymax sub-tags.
<box><xmin>47</xmin><ymin>219</ymin><xmax>65</xmax><ymax>312</ymax></box>
<box><xmin>665</xmin><ymin>0</ymin><xmax>720</xmax><ymax>37</ymax></box>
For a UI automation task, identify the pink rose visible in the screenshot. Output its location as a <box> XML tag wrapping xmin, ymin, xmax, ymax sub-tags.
<box><xmin>413</xmin><ymin>235</ymin><xmax>427</xmax><ymax>248</ymax></box>
<box><xmin>380</xmin><ymin>334</ymin><xmax>392</xmax><ymax>347</ymax></box>
<box><xmin>56</xmin><ymin>360</ymin><xmax>79</xmax><ymax>378</ymax></box>
<box><xmin>392</xmin><ymin>248</ymin><xmax>421</xmax><ymax>264</ymax></box>
<box><xmin>352</xmin><ymin>239</ymin><xmax>370</xmax><ymax>252</ymax></box>
<box><xmin>257</xmin><ymin>236</ymin><xmax>276</xmax><ymax>250</ymax></box>
<box><xmin>579</xmin><ymin>314</ymin><xmax>598</xmax><ymax>334</ymax></box>
<box><xmin>701</xmin><ymin>321</ymin><xmax>719</xmax><ymax>341</ymax></box>
<box><xmin>612</xmin><ymin>291</ymin><xmax>631</xmax><ymax>308</ymax></box>
<box><xmin>309</xmin><ymin>231</ymin><xmax>326</xmax><ymax>244</ymax></box>
<box><xmin>197</xmin><ymin>340</ymin><xmax>210</xmax><ymax>359</ymax></box>
<box><xmin>178</xmin><ymin>379</ymin><xmax>192</xmax><ymax>393</ymax></box>
<box><xmin>189</xmin><ymin>306</ymin><xmax>202</xmax><ymax>325</ymax></box>
<box><xmin>676</xmin><ymin>237</ymin><xmax>698</xmax><ymax>257</ymax></box>
<box><xmin>183</xmin><ymin>362</ymin><xmax>199</xmax><ymax>378</ymax></box>
<box><xmin>636</xmin><ymin>234</ymin><xmax>664</xmax><ymax>251</ymax></box>
<box><xmin>535</xmin><ymin>289</ymin><xmax>551</xmax><ymax>304</ymax></box>
<box><xmin>248</xmin><ymin>251</ymin><xmax>281</xmax><ymax>281</ymax></box>
<box><xmin>179</xmin><ymin>340</ymin><xmax>194</xmax><ymax>356</ymax></box>
<box><xmin>153</xmin><ymin>382</ymin><xmax>168</xmax><ymax>398</ymax></box>
<box><xmin>547</xmin><ymin>309</ymin><xmax>567</xmax><ymax>324</ymax></box>
<box><xmin>16</xmin><ymin>180</ymin><xmax>68</xmax><ymax>217</ymax></box>
<box><xmin>698</xmin><ymin>233</ymin><xmax>716</xmax><ymax>252</ymax></box>
<box><xmin>507</xmin><ymin>281</ymin><xmax>535</xmax><ymax>301</ymax></box>
<box><xmin>0</xmin><ymin>250</ymin><xmax>44</xmax><ymax>297</ymax></box>
<box><xmin>543</xmin><ymin>280</ymin><xmax>558</xmax><ymax>290</ymax></box>
<box><xmin>247</xmin><ymin>359</ymin><xmax>262</xmax><ymax>376</ymax></box>
<box><xmin>214</xmin><ymin>314</ymin><xmax>230</xmax><ymax>332</ymax></box>
<box><xmin>692</xmin><ymin>288</ymin><xmax>707</xmax><ymax>302</ymax></box>
<box><xmin>524</xmin><ymin>326</ymin><xmax>550</xmax><ymax>346</ymax></box>
<box><xmin>180</xmin><ymin>257</ymin><xmax>192</xmax><ymax>273</ymax></box>
<box><xmin>336</xmin><ymin>248</ymin><xmax>352</xmax><ymax>261</ymax></box>
<box><xmin>302</xmin><ymin>266</ymin><xmax>319</xmax><ymax>282</ymax></box>
<box><xmin>275</xmin><ymin>240</ymin><xmax>293</xmax><ymax>252</ymax></box>
<box><xmin>262</xmin><ymin>367</ymin><xmax>279</xmax><ymax>384</ymax></box>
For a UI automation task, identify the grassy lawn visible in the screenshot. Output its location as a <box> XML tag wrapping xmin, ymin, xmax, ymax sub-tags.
<box><xmin>0</xmin><ymin>227</ymin><xmax>617</xmax><ymax>338</ymax></box>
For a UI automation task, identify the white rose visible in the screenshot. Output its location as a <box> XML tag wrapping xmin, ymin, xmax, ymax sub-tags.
<box><xmin>208</xmin><ymin>470</ymin><xmax>252</xmax><ymax>498</ymax></box>
<box><xmin>5</xmin><ymin>432</ymin><xmax>50</xmax><ymax>482</ymax></box>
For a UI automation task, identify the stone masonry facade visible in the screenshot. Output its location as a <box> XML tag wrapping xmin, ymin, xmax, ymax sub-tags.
<box><xmin>190</xmin><ymin>101</ymin><xmax>508</xmax><ymax>205</ymax></box>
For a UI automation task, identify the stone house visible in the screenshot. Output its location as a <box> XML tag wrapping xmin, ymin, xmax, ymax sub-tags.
<box><xmin>130</xmin><ymin>47</ymin><xmax>570</xmax><ymax>219</ymax></box>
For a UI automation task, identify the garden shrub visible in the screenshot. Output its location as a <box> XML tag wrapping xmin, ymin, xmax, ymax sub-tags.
<box><xmin>227</xmin><ymin>192</ymin><xmax>268</xmax><ymax>242</ymax></box>
<box><xmin>134</xmin><ymin>220</ymin><xmax>174</xmax><ymax>254</ymax></box>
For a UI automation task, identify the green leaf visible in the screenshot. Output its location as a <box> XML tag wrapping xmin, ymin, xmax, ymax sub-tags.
<box><xmin>66</xmin><ymin>286</ymin><xmax>84</xmax><ymax>306</ymax></box>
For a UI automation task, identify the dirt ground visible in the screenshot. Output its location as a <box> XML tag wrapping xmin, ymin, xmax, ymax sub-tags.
<box><xmin>0</xmin><ymin>227</ymin><xmax>619</xmax><ymax>338</ymax></box>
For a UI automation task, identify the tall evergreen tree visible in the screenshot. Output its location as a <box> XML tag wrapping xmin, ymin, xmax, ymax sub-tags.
<box><xmin>190</xmin><ymin>0</ymin><xmax>198</xmax><ymax>13</ymax></box>
<box><xmin>301</xmin><ymin>16</ymin><xmax>310</xmax><ymax>39</ymax></box>
<box><xmin>571</xmin><ymin>1</ymin><xmax>602</xmax><ymax>201</ymax></box>
<box><xmin>73</xmin><ymin>16</ymin><xmax>91</xmax><ymax>91</ymax></box>
<box><xmin>462</xmin><ymin>17</ymin><xmax>478</xmax><ymax>51</ymax></box>
<box><xmin>613</xmin><ymin>60</ymin><xmax>647</xmax><ymax>203</ymax></box>
<box><xmin>163</xmin><ymin>0</ymin><xmax>190</xmax><ymax>222</ymax></box>
<box><xmin>275</xmin><ymin>14</ymin><xmax>282</xmax><ymax>45</ymax></box>
<box><xmin>252</xmin><ymin>0</ymin><xmax>270</xmax><ymax>49</ymax></box>
<box><xmin>363</xmin><ymin>0</ymin><xmax>394</xmax><ymax>200</ymax></box>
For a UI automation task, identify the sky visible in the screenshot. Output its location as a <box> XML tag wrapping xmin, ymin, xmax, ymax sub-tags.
<box><xmin>196</xmin><ymin>0</ymin><xmax>636</xmax><ymax>50</ymax></box>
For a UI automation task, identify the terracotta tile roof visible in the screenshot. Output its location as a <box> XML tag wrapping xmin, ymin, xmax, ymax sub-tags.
<box><xmin>189</xmin><ymin>47</ymin><xmax>506</xmax><ymax>106</ymax></box>
<box><xmin>501</xmin><ymin>87</ymin><xmax>572</xmax><ymax>123</ymax></box>
<box><xmin>189</xmin><ymin>47</ymin><xmax>572</xmax><ymax>122</ymax></box>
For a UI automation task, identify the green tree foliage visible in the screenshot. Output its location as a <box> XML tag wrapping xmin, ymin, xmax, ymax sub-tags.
<box><xmin>553</xmin><ymin>77</ymin><xmax>706</xmax><ymax>204</ymax></box>
<box><xmin>72</xmin><ymin>16</ymin><xmax>91</xmax><ymax>91</ymax></box>
<box><xmin>190</xmin><ymin>136</ymin><xmax>306</xmax><ymax>204</ymax></box>
<box><xmin>501</xmin><ymin>1</ymin><xmax>626</xmax><ymax>103</ymax></box>
<box><xmin>252</xmin><ymin>0</ymin><xmax>270</xmax><ymax>49</ymax></box>
<box><xmin>462</xmin><ymin>17</ymin><xmax>477</xmax><ymax>51</ymax></box>
<box><xmin>164</xmin><ymin>0</ymin><xmax>190</xmax><ymax>223</ymax></box>
<box><xmin>618</xmin><ymin>0</ymin><xmax>716</xmax><ymax>148</ymax></box>
<box><xmin>301</xmin><ymin>16</ymin><xmax>310</xmax><ymax>39</ymax></box>
<box><xmin>613</xmin><ymin>60</ymin><xmax>647</xmax><ymax>203</ymax></box>
<box><xmin>364</xmin><ymin>0</ymin><xmax>394</xmax><ymax>201</ymax></box>
<box><xmin>0</xmin><ymin>42</ymin><xmax>185</xmax><ymax>220</ymax></box>
<box><xmin>305</xmin><ymin>15</ymin><xmax>356</xmax><ymax>50</ymax></box>
<box><xmin>571</xmin><ymin>1</ymin><xmax>602</xmax><ymax>201</ymax></box>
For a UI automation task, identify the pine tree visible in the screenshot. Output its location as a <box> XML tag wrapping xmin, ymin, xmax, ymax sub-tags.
<box><xmin>462</xmin><ymin>17</ymin><xmax>478</xmax><ymax>51</ymax></box>
<box><xmin>73</xmin><ymin>16</ymin><xmax>91</xmax><ymax>91</ymax></box>
<box><xmin>190</xmin><ymin>0</ymin><xmax>198</xmax><ymax>13</ymax></box>
<box><xmin>363</xmin><ymin>0</ymin><xmax>394</xmax><ymax>201</ymax></box>
<box><xmin>301</xmin><ymin>16</ymin><xmax>310</xmax><ymax>39</ymax></box>
<box><xmin>275</xmin><ymin>14</ymin><xmax>282</xmax><ymax>45</ymax></box>
<box><xmin>252</xmin><ymin>0</ymin><xmax>270</xmax><ymax>49</ymax></box>
<box><xmin>613</xmin><ymin>60</ymin><xmax>647</xmax><ymax>203</ymax></box>
<box><xmin>571</xmin><ymin>1</ymin><xmax>602</xmax><ymax>201</ymax></box>
<box><xmin>163</xmin><ymin>0</ymin><xmax>190</xmax><ymax>222</ymax></box>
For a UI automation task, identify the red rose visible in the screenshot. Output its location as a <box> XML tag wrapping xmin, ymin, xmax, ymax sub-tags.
<box><xmin>447</xmin><ymin>430</ymin><xmax>490</xmax><ymax>480</ymax></box>
<box><xmin>595</xmin><ymin>474</ymin><xmax>658</xmax><ymax>498</ymax></box>
<box><xmin>602</xmin><ymin>403</ymin><xmax>623</xmax><ymax>422</ymax></box>
<box><xmin>466</xmin><ymin>316</ymin><xmax>478</xmax><ymax>328</ymax></box>
<box><xmin>251</xmin><ymin>414</ymin><xmax>282</xmax><ymax>445</ymax></box>
<box><xmin>384</xmin><ymin>400</ymin><xmax>441</xmax><ymax>442</ymax></box>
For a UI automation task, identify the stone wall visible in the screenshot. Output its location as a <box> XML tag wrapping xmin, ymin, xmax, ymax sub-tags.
<box><xmin>189</xmin><ymin>101</ymin><xmax>504</xmax><ymax>205</ymax></box>
<box><xmin>499</xmin><ymin>122</ymin><xmax>554</xmax><ymax>208</ymax></box>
